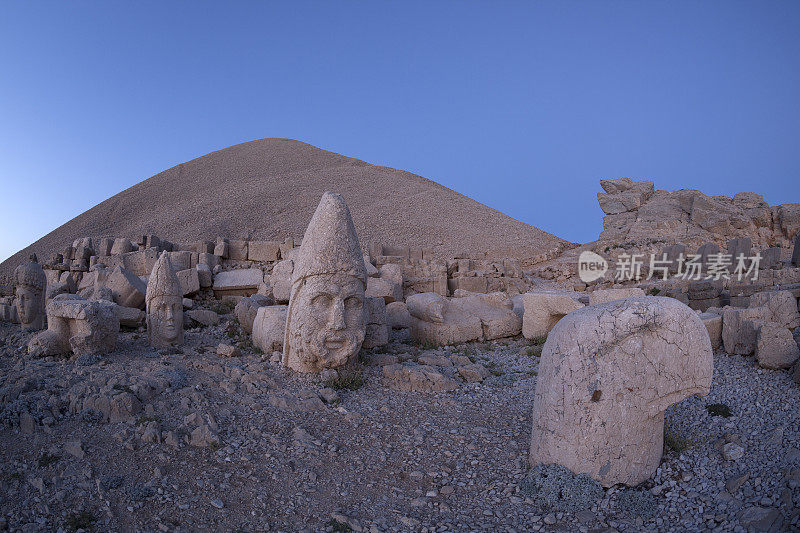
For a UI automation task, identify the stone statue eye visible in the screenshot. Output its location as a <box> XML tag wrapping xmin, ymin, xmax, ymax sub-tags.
<box><xmin>312</xmin><ymin>294</ymin><xmax>332</xmax><ymax>308</ymax></box>
<box><xmin>344</xmin><ymin>296</ymin><xmax>361</xmax><ymax>308</ymax></box>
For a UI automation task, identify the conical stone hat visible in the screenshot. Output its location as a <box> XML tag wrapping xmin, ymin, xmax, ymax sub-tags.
<box><xmin>291</xmin><ymin>192</ymin><xmax>367</xmax><ymax>287</ymax></box>
<box><xmin>145</xmin><ymin>252</ymin><xmax>183</xmax><ymax>307</ymax></box>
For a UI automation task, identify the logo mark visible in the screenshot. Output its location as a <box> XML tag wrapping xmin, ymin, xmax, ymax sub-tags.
<box><xmin>578</xmin><ymin>251</ymin><xmax>608</xmax><ymax>283</ymax></box>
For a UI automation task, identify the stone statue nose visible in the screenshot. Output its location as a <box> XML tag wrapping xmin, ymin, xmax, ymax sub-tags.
<box><xmin>330</xmin><ymin>300</ymin><xmax>346</xmax><ymax>330</ymax></box>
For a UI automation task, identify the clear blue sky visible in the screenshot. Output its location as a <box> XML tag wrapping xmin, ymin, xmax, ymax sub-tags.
<box><xmin>1</xmin><ymin>1</ymin><xmax>798</xmax><ymax>263</ymax></box>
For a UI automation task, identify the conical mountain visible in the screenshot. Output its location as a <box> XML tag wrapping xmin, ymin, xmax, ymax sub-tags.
<box><xmin>1</xmin><ymin>138</ymin><xmax>565</xmax><ymax>280</ymax></box>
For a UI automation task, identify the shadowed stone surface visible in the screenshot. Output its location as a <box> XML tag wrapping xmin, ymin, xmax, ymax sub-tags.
<box><xmin>530</xmin><ymin>296</ymin><xmax>712</xmax><ymax>487</ymax></box>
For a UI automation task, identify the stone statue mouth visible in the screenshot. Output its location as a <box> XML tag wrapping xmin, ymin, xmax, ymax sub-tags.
<box><xmin>324</xmin><ymin>336</ymin><xmax>347</xmax><ymax>350</ymax></box>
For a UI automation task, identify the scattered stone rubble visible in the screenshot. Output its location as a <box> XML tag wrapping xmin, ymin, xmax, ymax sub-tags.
<box><xmin>0</xmin><ymin>184</ymin><xmax>799</xmax><ymax>531</ymax></box>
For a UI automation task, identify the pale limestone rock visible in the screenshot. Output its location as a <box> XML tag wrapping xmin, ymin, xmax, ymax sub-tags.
<box><xmin>228</xmin><ymin>240</ymin><xmax>248</xmax><ymax>261</ymax></box>
<box><xmin>749</xmin><ymin>290</ymin><xmax>800</xmax><ymax>330</ymax></box>
<box><xmin>247</xmin><ymin>240</ymin><xmax>280</xmax><ymax>262</ymax></box>
<box><xmin>235</xmin><ymin>294</ymin><xmax>273</xmax><ymax>334</ymax></box>
<box><xmin>176</xmin><ymin>268</ymin><xmax>200</xmax><ymax>296</ymax></box>
<box><xmin>699</xmin><ymin>312</ymin><xmax>723</xmax><ymax>350</ymax></box>
<box><xmin>106</xmin><ymin>266</ymin><xmax>147</xmax><ymax>309</ymax></box>
<box><xmin>252</xmin><ymin>305</ymin><xmax>288</xmax><ymax>353</ymax></box>
<box><xmin>756</xmin><ymin>323</ymin><xmax>800</xmax><ymax>369</ymax></box>
<box><xmin>363</xmin><ymin>296</ymin><xmax>389</xmax><ymax>349</ymax></box>
<box><xmin>382</xmin><ymin>363</ymin><xmax>459</xmax><ymax>392</ymax></box>
<box><xmin>110</xmin><ymin>238</ymin><xmax>134</xmax><ymax>255</ymax></box>
<box><xmin>111</xmin><ymin>303</ymin><xmax>145</xmax><ymax>328</ymax></box>
<box><xmin>212</xmin><ymin>268</ymin><xmax>263</xmax><ymax>297</ymax></box>
<box><xmin>454</xmin><ymin>292</ymin><xmax>521</xmax><ymax>340</ymax></box>
<box><xmin>386</xmin><ymin>301</ymin><xmax>412</xmax><ymax>329</ymax></box>
<box><xmin>283</xmin><ymin>192</ymin><xmax>367</xmax><ymax>373</ymax></box>
<box><xmin>270</xmin><ymin>260</ymin><xmax>294</xmax><ymax>303</ymax></box>
<box><xmin>366</xmin><ymin>277</ymin><xmax>402</xmax><ymax>304</ymax></box>
<box><xmin>522</xmin><ymin>290</ymin><xmax>584</xmax><ymax>340</ymax></box>
<box><xmin>186</xmin><ymin>309</ymin><xmax>219</xmax><ymax>327</ymax></box>
<box><xmin>145</xmin><ymin>253</ymin><xmax>184</xmax><ymax>349</ymax></box>
<box><xmin>14</xmin><ymin>259</ymin><xmax>47</xmax><ymax>331</ymax></box>
<box><xmin>407</xmin><ymin>293</ymin><xmax>447</xmax><ymax>323</ymax></box>
<box><xmin>196</xmin><ymin>263</ymin><xmax>212</xmax><ymax>288</ymax></box>
<box><xmin>588</xmin><ymin>287</ymin><xmax>646</xmax><ymax>306</ymax></box>
<box><xmin>530</xmin><ymin>296</ymin><xmax>712</xmax><ymax>487</ymax></box>
<box><xmin>458</xmin><ymin>363</ymin><xmax>489</xmax><ymax>383</ymax></box>
<box><xmin>722</xmin><ymin>307</ymin><xmax>764</xmax><ymax>355</ymax></box>
<box><xmin>28</xmin><ymin>294</ymin><xmax>119</xmax><ymax>357</ymax></box>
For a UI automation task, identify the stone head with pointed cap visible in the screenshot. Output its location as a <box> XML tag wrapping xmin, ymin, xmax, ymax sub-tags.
<box><xmin>14</xmin><ymin>256</ymin><xmax>47</xmax><ymax>331</ymax></box>
<box><xmin>283</xmin><ymin>192</ymin><xmax>368</xmax><ymax>373</ymax></box>
<box><xmin>146</xmin><ymin>252</ymin><xmax>184</xmax><ymax>348</ymax></box>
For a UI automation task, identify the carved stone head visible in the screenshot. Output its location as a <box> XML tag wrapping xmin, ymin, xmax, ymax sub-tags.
<box><xmin>14</xmin><ymin>258</ymin><xmax>47</xmax><ymax>331</ymax></box>
<box><xmin>145</xmin><ymin>253</ymin><xmax>184</xmax><ymax>348</ymax></box>
<box><xmin>529</xmin><ymin>296</ymin><xmax>713</xmax><ymax>487</ymax></box>
<box><xmin>283</xmin><ymin>192</ymin><xmax>367</xmax><ymax>373</ymax></box>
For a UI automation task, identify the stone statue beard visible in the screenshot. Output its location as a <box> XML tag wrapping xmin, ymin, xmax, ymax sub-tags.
<box><xmin>290</xmin><ymin>274</ymin><xmax>366</xmax><ymax>369</ymax></box>
<box><xmin>16</xmin><ymin>286</ymin><xmax>41</xmax><ymax>325</ymax></box>
<box><xmin>151</xmin><ymin>298</ymin><xmax>183</xmax><ymax>343</ymax></box>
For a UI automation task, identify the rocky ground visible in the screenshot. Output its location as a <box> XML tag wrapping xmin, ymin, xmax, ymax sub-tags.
<box><xmin>1</xmin><ymin>317</ymin><xmax>798</xmax><ymax>533</ymax></box>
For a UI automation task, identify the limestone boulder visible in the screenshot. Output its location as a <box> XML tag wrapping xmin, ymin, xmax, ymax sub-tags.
<box><xmin>107</xmin><ymin>266</ymin><xmax>147</xmax><ymax>309</ymax></box>
<box><xmin>382</xmin><ymin>363</ymin><xmax>459</xmax><ymax>392</ymax></box>
<box><xmin>111</xmin><ymin>303</ymin><xmax>145</xmax><ymax>328</ymax></box>
<box><xmin>247</xmin><ymin>240</ymin><xmax>280</xmax><ymax>263</ymax></box>
<box><xmin>212</xmin><ymin>268</ymin><xmax>263</xmax><ymax>297</ymax></box>
<box><xmin>749</xmin><ymin>290</ymin><xmax>800</xmax><ymax>330</ymax></box>
<box><xmin>176</xmin><ymin>268</ymin><xmax>200</xmax><ymax>297</ymax></box>
<box><xmin>530</xmin><ymin>296</ymin><xmax>712</xmax><ymax>487</ymax></box>
<box><xmin>588</xmin><ymin>287</ymin><xmax>646</xmax><ymax>306</ymax></box>
<box><xmin>755</xmin><ymin>323</ymin><xmax>800</xmax><ymax>370</ymax></box>
<box><xmin>270</xmin><ymin>260</ymin><xmax>294</xmax><ymax>303</ymax></box>
<box><xmin>196</xmin><ymin>263</ymin><xmax>212</xmax><ymax>288</ymax></box>
<box><xmin>235</xmin><ymin>294</ymin><xmax>274</xmax><ymax>334</ymax></box>
<box><xmin>386</xmin><ymin>301</ymin><xmax>412</xmax><ymax>329</ymax></box>
<box><xmin>363</xmin><ymin>297</ymin><xmax>389</xmax><ymax>349</ymax></box>
<box><xmin>186</xmin><ymin>309</ymin><xmax>220</xmax><ymax>327</ymax></box>
<box><xmin>722</xmin><ymin>307</ymin><xmax>764</xmax><ymax>355</ymax></box>
<box><xmin>252</xmin><ymin>305</ymin><xmax>288</xmax><ymax>353</ymax></box>
<box><xmin>522</xmin><ymin>290</ymin><xmax>584</xmax><ymax>340</ymax></box>
<box><xmin>699</xmin><ymin>312</ymin><xmax>723</xmax><ymax>350</ymax></box>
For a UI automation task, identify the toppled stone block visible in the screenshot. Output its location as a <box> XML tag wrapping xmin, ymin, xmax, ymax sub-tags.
<box><xmin>386</xmin><ymin>301</ymin><xmax>412</xmax><ymax>329</ymax></box>
<box><xmin>366</xmin><ymin>277</ymin><xmax>402</xmax><ymax>304</ymax></box>
<box><xmin>234</xmin><ymin>294</ymin><xmax>273</xmax><ymax>333</ymax></box>
<box><xmin>247</xmin><ymin>241</ymin><xmax>280</xmax><ymax>262</ymax></box>
<box><xmin>212</xmin><ymin>268</ymin><xmax>263</xmax><ymax>297</ymax></box>
<box><xmin>228</xmin><ymin>240</ymin><xmax>248</xmax><ymax>261</ymax></box>
<box><xmin>750</xmin><ymin>290</ymin><xmax>800</xmax><ymax>330</ymax></box>
<box><xmin>688</xmin><ymin>279</ymin><xmax>722</xmax><ymax>300</ymax></box>
<box><xmin>107</xmin><ymin>266</ymin><xmax>147</xmax><ymax>309</ymax></box>
<box><xmin>112</xmin><ymin>303</ymin><xmax>145</xmax><ymax>328</ymax></box>
<box><xmin>214</xmin><ymin>237</ymin><xmax>229</xmax><ymax>258</ymax></box>
<box><xmin>176</xmin><ymin>268</ymin><xmax>200</xmax><ymax>296</ymax></box>
<box><xmin>722</xmin><ymin>307</ymin><xmax>764</xmax><ymax>355</ymax></box>
<box><xmin>382</xmin><ymin>363</ymin><xmax>459</xmax><ymax>392</ymax></box>
<box><xmin>196</xmin><ymin>263</ymin><xmax>212</xmax><ymax>288</ymax></box>
<box><xmin>251</xmin><ymin>305</ymin><xmax>288</xmax><ymax>353</ymax></box>
<box><xmin>699</xmin><ymin>312</ymin><xmax>723</xmax><ymax>350</ymax></box>
<box><xmin>756</xmin><ymin>323</ymin><xmax>800</xmax><ymax>369</ymax></box>
<box><xmin>522</xmin><ymin>290</ymin><xmax>584</xmax><ymax>340</ymax></box>
<box><xmin>363</xmin><ymin>297</ymin><xmax>389</xmax><ymax>349</ymax></box>
<box><xmin>270</xmin><ymin>260</ymin><xmax>294</xmax><ymax>303</ymax></box>
<box><xmin>588</xmin><ymin>287</ymin><xmax>645</xmax><ymax>306</ymax></box>
<box><xmin>28</xmin><ymin>295</ymin><xmax>119</xmax><ymax>357</ymax></box>
<box><xmin>186</xmin><ymin>309</ymin><xmax>220</xmax><ymax>327</ymax></box>
<box><xmin>110</xmin><ymin>238</ymin><xmax>134</xmax><ymax>255</ymax></box>
<box><xmin>530</xmin><ymin>297</ymin><xmax>712</xmax><ymax>487</ymax></box>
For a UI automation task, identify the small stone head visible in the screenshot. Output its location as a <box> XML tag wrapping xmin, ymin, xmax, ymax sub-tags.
<box><xmin>14</xmin><ymin>259</ymin><xmax>47</xmax><ymax>331</ymax></box>
<box><xmin>145</xmin><ymin>253</ymin><xmax>184</xmax><ymax>348</ymax></box>
<box><xmin>284</xmin><ymin>192</ymin><xmax>368</xmax><ymax>373</ymax></box>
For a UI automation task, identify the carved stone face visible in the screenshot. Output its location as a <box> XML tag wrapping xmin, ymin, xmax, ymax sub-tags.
<box><xmin>149</xmin><ymin>297</ymin><xmax>183</xmax><ymax>346</ymax></box>
<box><xmin>16</xmin><ymin>285</ymin><xmax>44</xmax><ymax>330</ymax></box>
<box><xmin>287</xmin><ymin>273</ymin><xmax>366</xmax><ymax>372</ymax></box>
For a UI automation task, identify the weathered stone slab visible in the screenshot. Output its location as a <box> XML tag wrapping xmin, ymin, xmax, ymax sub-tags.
<box><xmin>588</xmin><ymin>287</ymin><xmax>645</xmax><ymax>306</ymax></box>
<box><xmin>522</xmin><ymin>290</ymin><xmax>584</xmax><ymax>340</ymax></box>
<box><xmin>212</xmin><ymin>268</ymin><xmax>263</xmax><ymax>297</ymax></box>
